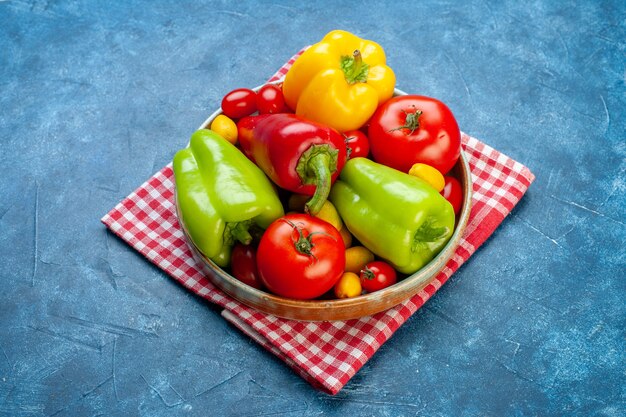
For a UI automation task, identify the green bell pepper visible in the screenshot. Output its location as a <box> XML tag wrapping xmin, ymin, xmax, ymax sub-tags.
<box><xmin>329</xmin><ymin>157</ymin><xmax>455</xmax><ymax>274</ymax></box>
<box><xmin>173</xmin><ymin>129</ymin><xmax>284</xmax><ymax>267</ymax></box>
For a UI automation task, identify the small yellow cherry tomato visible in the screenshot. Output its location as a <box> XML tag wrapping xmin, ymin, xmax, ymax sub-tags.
<box><xmin>408</xmin><ymin>163</ymin><xmax>445</xmax><ymax>192</ymax></box>
<box><xmin>339</xmin><ymin>226</ymin><xmax>352</xmax><ymax>248</ymax></box>
<box><xmin>210</xmin><ymin>114</ymin><xmax>238</xmax><ymax>144</ymax></box>
<box><xmin>313</xmin><ymin>200</ymin><xmax>343</xmax><ymax>231</ymax></box>
<box><xmin>344</xmin><ymin>246</ymin><xmax>375</xmax><ymax>274</ymax></box>
<box><xmin>334</xmin><ymin>272</ymin><xmax>362</xmax><ymax>299</ymax></box>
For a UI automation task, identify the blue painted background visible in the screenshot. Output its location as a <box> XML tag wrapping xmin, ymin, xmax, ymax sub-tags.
<box><xmin>1</xmin><ymin>0</ymin><xmax>624</xmax><ymax>415</ymax></box>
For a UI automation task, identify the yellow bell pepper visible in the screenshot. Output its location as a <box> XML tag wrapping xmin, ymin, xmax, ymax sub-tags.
<box><xmin>283</xmin><ymin>30</ymin><xmax>396</xmax><ymax>132</ymax></box>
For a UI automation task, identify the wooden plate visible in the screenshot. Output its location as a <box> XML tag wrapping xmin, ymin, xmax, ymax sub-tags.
<box><xmin>177</xmin><ymin>87</ymin><xmax>473</xmax><ymax>321</ymax></box>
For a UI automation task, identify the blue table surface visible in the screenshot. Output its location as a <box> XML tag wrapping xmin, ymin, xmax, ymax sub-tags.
<box><xmin>1</xmin><ymin>1</ymin><xmax>624</xmax><ymax>415</ymax></box>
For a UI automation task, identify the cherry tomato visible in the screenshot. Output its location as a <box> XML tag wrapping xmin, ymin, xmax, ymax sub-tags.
<box><xmin>210</xmin><ymin>114</ymin><xmax>238</xmax><ymax>144</ymax></box>
<box><xmin>359</xmin><ymin>261</ymin><xmax>397</xmax><ymax>293</ymax></box>
<box><xmin>368</xmin><ymin>95</ymin><xmax>461</xmax><ymax>174</ymax></box>
<box><xmin>344</xmin><ymin>246</ymin><xmax>374</xmax><ymax>274</ymax></box>
<box><xmin>221</xmin><ymin>88</ymin><xmax>257</xmax><ymax>119</ymax></box>
<box><xmin>441</xmin><ymin>176</ymin><xmax>463</xmax><ymax>215</ymax></box>
<box><xmin>256</xmin><ymin>214</ymin><xmax>345</xmax><ymax>300</ymax></box>
<box><xmin>408</xmin><ymin>163</ymin><xmax>445</xmax><ymax>192</ymax></box>
<box><xmin>334</xmin><ymin>272</ymin><xmax>362</xmax><ymax>299</ymax></box>
<box><xmin>230</xmin><ymin>244</ymin><xmax>263</xmax><ymax>289</ymax></box>
<box><xmin>344</xmin><ymin>130</ymin><xmax>370</xmax><ymax>159</ymax></box>
<box><xmin>256</xmin><ymin>84</ymin><xmax>285</xmax><ymax>114</ymax></box>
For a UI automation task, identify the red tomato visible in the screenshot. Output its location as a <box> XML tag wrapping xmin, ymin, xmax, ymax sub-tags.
<box><xmin>256</xmin><ymin>84</ymin><xmax>285</xmax><ymax>114</ymax></box>
<box><xmin>359</xmin><ymin>261</ymin><xmax>397</xmax><ymax>293</ymax></box>
<box><xmin>221</xmin><ymin>88</ymin><xmax>257</xmax><ymax>119</ymax></box>
<box><xmin>256</xmin><ymin>214</ymin><xmax>345</xmax><ymax>299</ymax></box>
<box><xmin>441</xmin><ymin>176</ymin><xmax>463</xmax><ymax>215</ymax></box>
<box><xmin>230</xmin><ymin>244</ymin><xmax>263</xmax><ymax>289</ymax></box>
<box><xmin>344</xmin><ymin>130</ymin><xmax>370</xmax><ymax>159</ymax></box>
<box><xmin>368</xmin><ymin>95</ymin><xmax>461</xmax><ymax>174</ymax></box>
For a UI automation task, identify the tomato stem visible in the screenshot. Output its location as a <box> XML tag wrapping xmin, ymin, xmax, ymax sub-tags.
<box><xmin>361</xmin><ymin>267</ymin><xmax>375</xmax><ymax>280</ymax></box>
<box><xmin>389</xmin><ymin>106</ymin><xmax>423</xmax><ymax>135</ymax></box>
<box><xmin>285</xmin><ymin>219</ymin><xmax>316</xmax><ymax>258</ymax></box>
<box><xmin>344</xmin><ymin>133</ymin><xmax>356</xmax><ymax>158</ymax></box>
<box><xmin>294</xmin><ymin>235</ymin><xmax>313</xmax><ymax>255</ymax></box>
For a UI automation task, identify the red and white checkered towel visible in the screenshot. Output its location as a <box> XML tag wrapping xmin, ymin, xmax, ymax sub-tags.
<box><xmin>101</xmin><ymin>53</ymin><xmax>535</xmax><ymax>395</ymax></box>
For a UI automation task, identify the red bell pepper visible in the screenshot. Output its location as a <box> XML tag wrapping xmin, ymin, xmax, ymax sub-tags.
<box><xmin>237</xmin><ymin>113</ymin><xmax>347</xmax><ymax>215</ymax></box>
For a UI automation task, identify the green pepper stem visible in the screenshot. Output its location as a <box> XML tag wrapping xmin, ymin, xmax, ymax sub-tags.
<box><xmin>305</xmin><ymin>153</ymin><xmax>332</xmax><ymax>215</ymax></box>
<box><xmin>411</xmin><ymin>218</ymin><xmax>449</xmax><ymax>252</ymax></box>
<box><xmin>230</xmin><ymin>222</ymin><xmax>253</xmax><ymax>245</ymax></box>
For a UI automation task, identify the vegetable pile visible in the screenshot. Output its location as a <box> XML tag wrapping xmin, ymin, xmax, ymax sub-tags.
<box><xmin>174</xmin><ymin>30</ymin><xmax>464</xmax><ymax>301</ymax></box>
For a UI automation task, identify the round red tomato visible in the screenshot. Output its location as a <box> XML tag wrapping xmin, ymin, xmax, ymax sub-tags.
<box><xmin>230</xmin><ymin>244</ymin><xmax>263</xmax><ymax>289</ymax></box>
<box><xmin>256</xmin><ymin>214</ymin><xmax>345</xmax><ymax>300</ymax></box>
<box><xmin>359</xmin><ymin>261</ymin><xmax>397</xmax><ymax>293</ymax></box>
<box><xmin>344</xmin><ymin>130</ymin><xmax>370</xmax><ymax>159</ymax></box>
<box><xmin>368</xmin><ymin>95</ymin><xmax>461</xmax><ymax>174</ymax></box>
<box><xmin>441</xmin><ymin>176</ymin><xmax>463</xmax><ymax>215</ymax></box>
<box><xmin>221</xmin><ymin>88</ymin><xmax>257</xmax><ymax>119</ymax></box>
<box><xmin>256</xmin><ymin>84</ymin><xmax>285</xmax><ymax>114</ymax></box>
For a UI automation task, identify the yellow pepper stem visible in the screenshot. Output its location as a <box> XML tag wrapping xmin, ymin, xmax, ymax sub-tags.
<box><xmin>340</xmin><ymin>49</ymin><xmax>369</xmax><ymax>84</ymax></box>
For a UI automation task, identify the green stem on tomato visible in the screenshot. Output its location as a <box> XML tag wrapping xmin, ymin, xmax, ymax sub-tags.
<box><xmin>389</xmin><ymin>106</ymin><xmax>423</xmax><ymax>135</ymax></box>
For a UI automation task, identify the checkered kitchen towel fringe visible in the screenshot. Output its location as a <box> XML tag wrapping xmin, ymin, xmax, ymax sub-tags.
<box><xmin>102</xmin><ymin>52</ymin><xmax>535</xmax><ymax>395</ymax></box>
